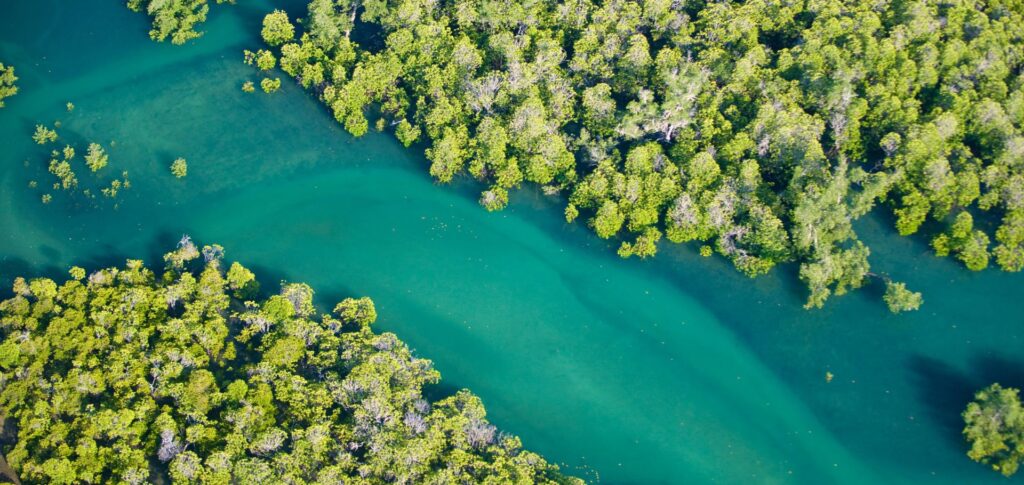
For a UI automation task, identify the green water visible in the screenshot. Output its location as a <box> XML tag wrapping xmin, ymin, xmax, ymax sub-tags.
<box><xmin>2</xmin><ymin>2</ymin><xmax>1023</xmax><ymax>483</ymax></box>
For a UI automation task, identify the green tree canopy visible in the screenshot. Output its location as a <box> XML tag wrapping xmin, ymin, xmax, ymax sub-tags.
<box><xmin>0</xmin><ymin>62</ymin><xmax>16</xmax><ymax>108</ymax></box>
<box><xmin>964</xmin><ymin>383</ymin><xmax>1024</xmax><ymax>476</ymax></box>
<box><xmin>883</xmin><ymin>281</ymin><xmax>923</xmax><ymax>314</ymax></box>
<box><xmin>127</xmin><ymin>0</ymin><xmax>236</xmax><ymax>44</ymax></box>
<box><xmin>84</xmin><ymin>143</ymin><xmax>108</xmax><ymax>172</ymax></box>
<box><xmin>261</xmin><ymin>10</ymin><xmax>295</xmax><ymax>46</ymax></box>
<box><xmin>0</xmin><ymin>241</ymin><xmax>579</xmax><ymax>484</ymax></box>
<box><xmin>171</xmin><ymin>157</ymin><xmax>188</xmax><ymax>178</ymax></box>
<box><xmin>247</xmin><ymin>0</ymin><xmax>1024</xmax><ymax>311</ymax></box>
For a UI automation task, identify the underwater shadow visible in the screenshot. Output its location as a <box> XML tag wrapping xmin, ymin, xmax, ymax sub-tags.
<box><xmin>225</xmin><ymin>2</ymin><xmax>274</xmax><ymax>33</ymax></box>
<box><xmin>317</xmin><ymin>284</ymin><xmax>365</xmax><ymax>311</ymax></box>
<box><xmin>868</xmin><ymin>204</ymin><xmax>942</xmax><ymax>256</ymax></box>
<box><xmin>0</xmin><ymin>256</ymin><xmax>63</xmax><ymax>297</ymax></box>
<box><xmin>971</xmin><ymin>353</ymin><xmax>1024</xmax><ymax>393</ymax></box>
<box><xmin>907</xmin><ymin>355</ymin><xmax>978</xmax><ymax>446</ymax></box>
<box><xmin>0</xmin><ymin>229</ymin><xmax>370</xmax><ymax>313</ymax></box>
<box><xmin>230</xmin><ymin>0</ymin><xmax>313</xmax><ymax>29</ymax></box>
<box><xmin>241</xmin><ymin>263</ymin><xmax>293</xmax><ymax>297</ymax></box>
<box><xmin>422</xmin><ymin>381</ymin><xmax>461</xmax><ymax>403</ymax></box>
<box><xmin>907</xmin><ymin>351</ymin><xmax>1024</xmax><ymax>453</ymax></box>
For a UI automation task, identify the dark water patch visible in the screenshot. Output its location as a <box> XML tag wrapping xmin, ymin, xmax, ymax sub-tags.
<box><xmin>908</xmin><ymin>355</ymin><xmax>977</xmax><ymax>446</ymax></box>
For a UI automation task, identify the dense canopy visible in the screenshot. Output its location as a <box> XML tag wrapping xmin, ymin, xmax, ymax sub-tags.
<box><xmin>249</xmin><ymin>0</ymin><xmax>1024</xmax><ymax>311</ymax></box>
<box><xmin>0</xmin><ymin>239</ymin><xmax>578</xmax><ymax>484</ymax></box>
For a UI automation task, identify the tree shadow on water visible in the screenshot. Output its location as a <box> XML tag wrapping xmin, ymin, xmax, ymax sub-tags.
<box><xmin>240</xmin><ymin>262</ymin><xmax>362</xmax><ymax>315</ymax></box>
<box><xmin>908</xmin><ymin>355</ymin><xmax>978</xmax><ymax>445</ymax></box>
<box><xmin>0</xmin><ymin>256</ymin><xmax>63</xmax><ymax>297</ymax></box>
<box><xmin>422</xmin><ymin>381</ymin><xmax>461</xmax><ymax>403</ymax></box>
<box><xmin>245</xmin><ymin>264</ymin><xmax>295</xmax><ymax>297</ymax></box>
<box><xmin>908</xmin><ymin>352</ymin><xmax>1024</xmax><ymax>448</ymax></box>
<box><xmin>972</xmin><ymin>353</ymin><xmax>1024</xmax><ymax>393</ymax></box>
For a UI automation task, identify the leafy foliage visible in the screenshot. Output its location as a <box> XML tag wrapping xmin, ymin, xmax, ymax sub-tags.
<box><xmin>0</xmin><ymin>240</ymin><xmax>580</xmax><ymax>484</ymax></box>
<box><xmin>261</xmin><ymin>10</ymin><xmax>295</xmax><ymax>47</ymax></box>
<box><xmin>964</xmin><ymin>384</ymin><xmax>1024</xmax><ymax>476</ymax></box>
<box><xmin>0</xmin><ymin>62</ymin><xmax>16</xmax><ymax>108</ymax></box>
<box><xmin>32</xmin><ymin>125</ymin><xmax>57</xmax><ymax>145</ymax></box>
<box><xmin>882</xmin><ymin>281</ymin><xmax>923</xmax><ymax>314</ymax></box>
<box><xmin>252</xmin><ymin>0</ymin><xmax>1024</xmax><ymax>311</ymax></box>
<box><xmin>260</xmin><ymin>77</ymin><xmax>282</xmax><ymax>94</ymax></box>
<box><xmin>84</xmin><ymin>143</ymin><xmax>109</xmax><ymax>172</ymax></box>
<box><xmin>127</xmin><ymin>0</ymin><xmax>236</xmax><ymax>45</ymax></box>
<box><xmin>171</xmin><ymin>157</ymin><xmax>188</xmax><ymax>178</ymax></box>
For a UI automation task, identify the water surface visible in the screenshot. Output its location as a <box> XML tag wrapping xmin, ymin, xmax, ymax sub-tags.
<box><xmin>1</xmin><ymin>2</ymin><xmax>1022</xmax><ymax>483</ymax></box>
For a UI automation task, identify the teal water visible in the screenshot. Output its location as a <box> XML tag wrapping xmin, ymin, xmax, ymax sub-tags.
<box><xmin>1</xmin><ymin>2</ymin><xmax>1023</xmax><ymax>483</ymax></box>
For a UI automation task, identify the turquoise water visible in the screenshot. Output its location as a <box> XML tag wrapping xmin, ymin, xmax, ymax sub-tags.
<box><xmin>2</xmin><ymin>1</ymin><xmax>1023</xmax><ymax>483</ymax></box>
